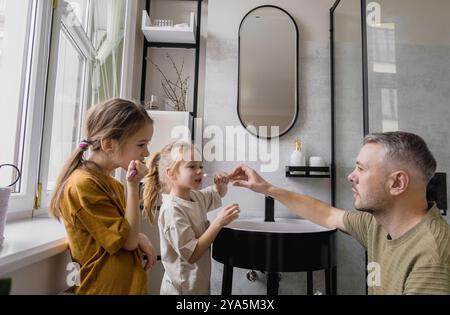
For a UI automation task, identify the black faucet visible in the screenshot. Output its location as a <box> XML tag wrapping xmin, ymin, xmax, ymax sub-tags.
<box><xmin>265</xmin><ymin>196</ymin><xmax>275</xmax><ymax>222</ymax></box>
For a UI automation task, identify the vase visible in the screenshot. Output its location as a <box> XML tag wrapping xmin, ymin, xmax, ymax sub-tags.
<box><xmin>0</xmin><ymin>188</ymin><xmax>11</xmax><ymax>247</ymax></box>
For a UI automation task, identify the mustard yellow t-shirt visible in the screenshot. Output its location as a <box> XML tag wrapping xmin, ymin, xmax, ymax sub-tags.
<box><xmin>343</xmin><ymin>203</ymin><xmax>450</xmax><ymax>295</ymax></box>
<box><xmin>60</xmin><ymin>169</ymin><xmax>147</xmax><ymax>295</ymax></box>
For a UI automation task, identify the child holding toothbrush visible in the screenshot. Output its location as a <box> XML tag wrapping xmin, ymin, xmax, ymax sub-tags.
<box><xmin>143</xmin><ymin>140</ymin><xmax>240</xmax><ymax>295</ymax></box>
<box><xmin>49</xmin><ymin>98</ymin><xmax>157</xmax><ymax>294</ymax></box>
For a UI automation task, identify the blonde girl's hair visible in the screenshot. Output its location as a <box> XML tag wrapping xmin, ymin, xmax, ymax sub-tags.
<box><xmin>49</xmin><ymin>98</ymin><xmax>153</xmax><ymax>220</ymax></box>
<box><xmin>143</xmin><ymin>140</ymin><xmax>201</xmax><ymax>223</ymax></box>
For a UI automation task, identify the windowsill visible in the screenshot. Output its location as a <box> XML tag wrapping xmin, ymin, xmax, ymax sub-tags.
<box><xmin>0</xmin><ymin>216</ymin><xmax>68</xmax><ymax>276</ymax></box>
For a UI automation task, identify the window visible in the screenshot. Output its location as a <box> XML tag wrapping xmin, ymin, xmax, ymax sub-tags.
<box><xmin>0</xmin><ymin>0</ymin><xmax>128</xmax><ymax>218</ymax></box>
<box><xmin>91</xmin><ymin>0</ymin><xmax>126</xmax><ymax>103</ymax></box>
<box><xmin>0</xmin><ymin>0</ymin><xmax>36</xmax><ymax>193</ymax></box>
<box><xmin>46</xmin><ymin>31</ymin><xmax>86</xmax><ymax>191</ymax></box>
<box><xmin>39</xmin><ymin>0</ymin><xmax>127</xmax><ymax>209</ymax></box>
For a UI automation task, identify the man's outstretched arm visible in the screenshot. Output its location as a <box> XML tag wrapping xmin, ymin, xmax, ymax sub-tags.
<box><xmin>231</xmin><ymin>164</ymin><xmax>347</xmax><ymax>231</ymax></box>
<box><xmin>266</xmin><ymin>185</ymin><xmax>346</xmax><ymax>231</ymax></box>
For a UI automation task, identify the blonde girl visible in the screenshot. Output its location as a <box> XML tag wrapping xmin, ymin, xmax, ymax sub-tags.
<box><xmin>143</xmin><ymin>141</ymin><xmax>240</xmax><ymax>295</ymax></box>
<box><xmin>50</xmin><ymin>98</ymin><xmax>157</xmax><ymax>295</ymax></box>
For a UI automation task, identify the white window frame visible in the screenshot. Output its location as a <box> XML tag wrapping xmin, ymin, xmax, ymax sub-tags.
<box><xmin>37</xmin><ymin>0</ymin><xmax>133</xmax><ymax>216</ymax></box>
<box><xmin>37</xmin><ymin>0</ymin><xmax>96</xmax><ymax>216</ymax></box>
<box><xmin>7</xmin><ymin>0</ymin><xmax>135</xmax><ymax>220</ymax></box>
<box><xmin>7</xmin><ymin>0</ymin><xmax>54</xmax><ymax>220</ymax></box>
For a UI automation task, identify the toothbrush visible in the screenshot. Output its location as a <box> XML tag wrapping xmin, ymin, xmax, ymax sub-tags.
<box><xmin>203</xmin><ymin>173</ymin><xmax>222</xmax><ymax>178</ymax></box>
<box><xmin>203</xmin><ymin>173</ymin><xmax>233</xmax><ymax>180</ymax></box>
<box><xmin>129</xmin><ymin>169</ymin><xmax>137</xmax><ymax>177</ymax></box>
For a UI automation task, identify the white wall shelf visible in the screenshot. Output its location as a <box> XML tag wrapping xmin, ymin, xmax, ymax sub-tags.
<box><xmin>146</xmin><ymin>110</ymin><xmax>193</xmax><ymax>153</ymax></box>
<box><xmin>141</xmin><ymin>10</ymin><xmax>196</xmax><ymax>44</ymax></box>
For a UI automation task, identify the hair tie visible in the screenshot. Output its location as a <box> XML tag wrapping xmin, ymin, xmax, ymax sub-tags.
<box><xmin>79</xmin><ymin>140</ymin><xmax>92</xmax><ymax>151</ymax></box>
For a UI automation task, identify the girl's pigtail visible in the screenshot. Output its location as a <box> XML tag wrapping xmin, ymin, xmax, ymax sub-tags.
<box><xmin>49</xmin><ymin>141</ymin><xmax>91</xmax><ymax>220</ymax></box>
<box><xmin>143</xmin><ymin>152</ymin><xmax>162</xmax><ymax>223</ymax></box>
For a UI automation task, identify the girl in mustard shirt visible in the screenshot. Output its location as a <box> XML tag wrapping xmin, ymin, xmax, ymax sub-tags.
<box><xmin>49</xmin><ymin>98</ymin><xmax>157</xmax><ymax>294</ymax></box>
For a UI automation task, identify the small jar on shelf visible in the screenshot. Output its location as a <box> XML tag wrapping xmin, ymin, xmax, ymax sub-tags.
<box><xmin>153</xmin><ymin>19</ymin><xmax>173</xmax><ymax>27</ymax></box>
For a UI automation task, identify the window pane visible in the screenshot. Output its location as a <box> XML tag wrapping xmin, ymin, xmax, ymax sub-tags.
<box><xmin>0</xmin><ymin>0</ymin><xmax>5</xmax><ymax>66</ymax></box>
<box><xmin>43</xmin><ymin>0</ymin><xmax>126</xmax><ymax>196</ymax></box>
<box><xmin>0</xmin><ymin>0</ymin><xmax>34</xmax><ymax>191</ymax></box>
<box><xmin>91</xmin><ymin>0</ymin><xmax>126</xmax><ymax>103</ymax></box>
<box><xmin>46</xmin><ymin>32</ymin><xmax>85</xmax><ymax>191</ymax></box>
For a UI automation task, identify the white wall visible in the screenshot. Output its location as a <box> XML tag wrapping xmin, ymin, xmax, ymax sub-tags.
<box><xmin>203</xmin><ymin>0</ymin><xmax>354</xmax><ymax>295</ymax></box>
<box><xmin>2</xmin><ymin>251</ymin><xmax>71</xmax><ymax>295</ymax></box>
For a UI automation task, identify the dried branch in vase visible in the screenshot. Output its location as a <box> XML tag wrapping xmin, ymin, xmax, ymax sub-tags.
<box><xmin>146</xmin><ymin>53</ymin><xmax>190</xmax><ymax>111</ymax></box>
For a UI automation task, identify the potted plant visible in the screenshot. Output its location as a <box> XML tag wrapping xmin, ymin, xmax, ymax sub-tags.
<box><xmin>146</xmin><ymin>53</ymin><xmax>190</xmax><ymax>112</ymax></box>
<box><xmin>0</xmin><ymin>278</ymin><xmax>11</xmax><ymax>295</ymax></box>
<box><xmin>0</xmin><ymin>164</ymin><xmax>21</xmax><ymax>247</ymax></box>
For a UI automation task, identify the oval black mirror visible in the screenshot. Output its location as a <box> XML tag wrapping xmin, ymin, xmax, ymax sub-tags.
<box><xmin>238</xmin><ymin>6</ymin><xmax>299</xmax><ymax>139</ymax></box>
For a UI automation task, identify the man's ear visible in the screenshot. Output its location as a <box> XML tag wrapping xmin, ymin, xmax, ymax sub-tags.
<box><xmin>388</xmin><ymin>170</ymin><xmax>409</xmax><ymax>196</ymax></box>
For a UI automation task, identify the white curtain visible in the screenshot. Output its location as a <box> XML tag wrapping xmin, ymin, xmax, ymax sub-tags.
<box><xmin>92</xmin><ymin>0</ymin><xmax>125</xmax><ymax>102</ymax></box>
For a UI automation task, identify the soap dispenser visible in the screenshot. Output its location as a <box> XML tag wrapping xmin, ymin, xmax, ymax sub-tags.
<box><xmin>290</xmin><ymin>138</ymin><xmax>306</xmax><ymax>174</ymax></box>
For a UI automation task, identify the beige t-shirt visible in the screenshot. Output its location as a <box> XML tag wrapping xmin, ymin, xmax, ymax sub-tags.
<box><xmin>343</xmin><ymin>203</ymin><xmax>450</xmax><ymax>295</ymax></box>
<box><xmin>158</xmin><ymin>186</ymin><xmax>222</xmax><ymax>295</ymax></box>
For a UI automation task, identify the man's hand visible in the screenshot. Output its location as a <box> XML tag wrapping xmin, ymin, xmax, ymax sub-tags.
<box><xmin>230</xmin><ymin>165</ymin><xmax>346</xmax><ymax>232</ymax></box>
<box><xmin>137</xmin><ymin>233</ymin><xmax>156</xmax><ymax>271</ymax></box>
<box><xmin>229</xmin><ymin>164</ymin><xmax>272</xmax><ymax>194</ymax></box>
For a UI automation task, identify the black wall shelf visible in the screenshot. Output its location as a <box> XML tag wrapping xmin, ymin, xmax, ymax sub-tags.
<box><xmin>140</xmin><ymin>0</ymin><xmax>203</xmax><ymax>142</ymax></box>
<box><xmin>285</xmin><ymin>166</ymin><xmax>331</xmax><ymax>178</ymax></box>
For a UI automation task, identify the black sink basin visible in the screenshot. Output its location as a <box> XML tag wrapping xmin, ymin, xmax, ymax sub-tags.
<box><xmin>212</xmin><ymin>218</ymin><xmax>337</xmax><ymax>295</ymax></box>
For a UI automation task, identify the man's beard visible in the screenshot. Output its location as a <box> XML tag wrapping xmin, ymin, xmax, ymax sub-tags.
<box><xmin>355</xmin><ymin>206</ymin><xmax>376</xmax><ymax>214</ymax></box>
<box><xmin>354</xmin><ymin>191</ymin><xmax>388</xmax><ymax>214</ymax></box>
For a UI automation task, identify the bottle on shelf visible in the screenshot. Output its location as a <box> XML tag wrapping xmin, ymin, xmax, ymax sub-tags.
<box><xmin>290</xmin><ymin>138</ymin><xmax>306</xmax><ymax>175</ymax></box>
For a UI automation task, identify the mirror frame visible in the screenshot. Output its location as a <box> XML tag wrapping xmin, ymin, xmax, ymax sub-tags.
<box><xmin>237</xmin><ymin>5</ymin><xmax>299</xmax><ymax>140</ymax></box>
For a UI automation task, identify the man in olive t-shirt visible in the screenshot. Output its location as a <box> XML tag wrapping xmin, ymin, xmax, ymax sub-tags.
<box><xmin>230</xmin><ymin>131</ymin><xmax>450</xmax><ymax>294</ymax></box>
<box><xmin>344</xmin><ymin>202</ymin><xmax>448</xmax><ymax>294</ymax></box>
